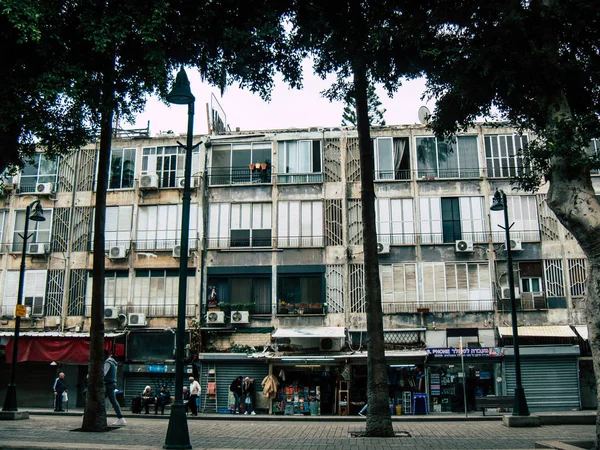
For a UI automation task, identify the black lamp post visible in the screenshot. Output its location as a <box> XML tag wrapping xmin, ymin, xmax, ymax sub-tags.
<box><xmin>164</xmin><ymin>67</ymin><xmax>196</xmax><ymax>449</ymax></box>
<box><xmin>491</xmin><ymin>189</ymin><xmax>530</xmax><ymax>416</ymax></box>
<box><xmin>2</xmin><ymin>199</ymin><xmax>46</xmax><ymax>412</ymax></box>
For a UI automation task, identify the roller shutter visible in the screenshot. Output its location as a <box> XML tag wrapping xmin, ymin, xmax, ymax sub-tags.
<box><xmin>123</xmin><ymin>373</ymin><xmax>177</xmax><ymax>408</ymax></box>
<box><xmin>504</xmin><ymin>357</ymin><xmax>580</xmax><ymax>411</ymax></box>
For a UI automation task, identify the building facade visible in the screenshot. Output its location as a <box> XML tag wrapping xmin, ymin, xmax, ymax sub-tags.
<box><xmin>0</xmin><ymin>124</ymin><xmax>594</xmax><ymax>414</ymax></box>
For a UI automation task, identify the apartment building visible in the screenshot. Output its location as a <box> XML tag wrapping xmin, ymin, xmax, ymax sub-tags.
<box><xmin>0</xmin><ymin>124</ymin><xmax>593</xmax><ymax>414</ymax></box>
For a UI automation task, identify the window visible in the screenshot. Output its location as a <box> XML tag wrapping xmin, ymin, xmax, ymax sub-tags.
<box><xmin>210</xmin><ymin>142</ymin><xmax>272</xmax><ymax>185</ymax></box>
<box><xmin>521</xmin><ymin>277</ymin><xmax>542</xmax><ymax>294</ymax></box>
<box><xmin>207</xmin><ymin>276</ymin><xmax>271</xmax><ymax>314</ymax></box>
<box><xmin>374</xmin><ymin>137</ymin><xmax>410</xmax><ymax>180</ymax></box>
<box><xmin>568</xmin><ymin>259</ymin><xmax>587</xmax><ymax>298</ymax></box>
<box><xmin>484</xmin><ymin>134</ymin><xmax>528</xmax><ymax>178</ymax></box>
<box><xmin>133</xmin><ymin>269</ymin><xmax>196</xmax><ymax>316</ymax></box>
<box><xmin>380</xmin><ymin>263</ymin><xmax>418</xmax><ymax>313</ymax></box>
<box><xmin>86</xmin><ymin>271</ymin><xmax>129</xmax><ymax>308</ymax></box>
<box><xmin>0</xmin><ymin>210</ymin><xmax>7</xmax><ymax>246</ymax></box>
<box><xmin>416</xmin><ymin>136</ymin><xmax>479</xmax><ymax>179</ymax></box>
<box><xmin>208</xmin><ymin>203</ymin><xmax>272</xmax><ymax>248</ymax></box>
<box><xmin>109</xmin><ymin>148</ymin><xmax>136</xmax><ymax>189</ymax></box>
<box><xmin>419</xmin><ymin>197</ymin><xmax>485</xmax><ymax>244</ymax></box>
<box><xmin>3</xmin><ymin>270</ymin><xmax>47</xmax><ymax>316</ymax></box>
<box><xmin>278</xmin><ymin>275</ymin><xmax>323</xmax><ymax>314</ymax></box>
<box><xmin>100</xmin><ymin>206</ymin><xmax>132</xmax><ymax>249</ymax></box>
<box><xmin>586</xmin><ymin>138</ymin><xmax>600</xmax><ymax>174</ymax></box>
<box><xmin>490</xmin><ymin>195</ymin><xmax>539</xmax><ymax>242</ymax></box>
<box><xmin>376</xmin><ymin>198</ymin><xmax>415</xmax><ymax>244</ymax></box>
<box><xmin>278</xmin><ymin>140</ymin><xmax>322</xmax><ymax>183</ymax></box>
<box><xmin>137</xmin><ymin>204</ymin><xmax>199</xmax><ymax>250</ymax></box>
<box><xmin>278</xmin><ymin>201</ymin><xmax>324</xmax><ymax>247</ymax></box>
<box><xmin>18</xmin><ymin>153</ymin><xmax>58</xmax><ymax>193</ymax></box>
<box><xmin>12</xmin><ymin>208</ymin><xmax>53</xmax><ymax>252</ymax></box>
<box><xmin>142</xmin><ymin>146</ymin><xmax>199</xmax><ymax>188</ymax></box>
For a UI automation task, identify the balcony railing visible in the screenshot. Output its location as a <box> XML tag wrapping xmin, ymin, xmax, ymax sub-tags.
<box><xmin>278</xmin><ymin>303</ymin><xmax>324</xmax><ymax>315</ymax></box>
<box><xmin>497</xmin><ymin>295</ymin><xmax>548</xmax><ymax>311</ymax></box>
<box><xmin>416</xmin><ymin>168</ymin><xmax>484</xmax><ymax>179</ymax></box>
<box><xmin>207</xmin><ymin>235</ymin><xmax>325</xmax><ymax>249</ymax></box>
<box><xmin>277</xmin><ymin>172</ymin><xmax>323</xmax><ymax>184</ymax></box>
<box><xmin>382</xmin><ymin>300</ymin><xmax>494</xmax><ymax>313</ymax></box>
<box><xmin>208</xmin><ymin>167</ymin><xmax>272</xmax><ymax>186</ymax></box>
<box><xmin>133</xmin><ymin>239</ymin><xmax>198</xmax><ymax>252</ymax></box>
<box><xmin>377</xmin><ymin>230</ymin><xmax>541</xmax><ymax>245</ymax></box>
<box><xmin>84</xmin><ymin>303</ymin><xmax>198</xmax><ymax>318</ymax></box>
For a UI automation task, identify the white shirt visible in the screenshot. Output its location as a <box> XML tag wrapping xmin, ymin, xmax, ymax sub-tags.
<box><xmin>190</xmin><ymin>380</ymin><xmax>201</xmax><ymax>396</ymax></box>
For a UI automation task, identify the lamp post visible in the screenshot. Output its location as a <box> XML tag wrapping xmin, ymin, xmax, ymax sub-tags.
<box><xmin>2</xmin><ymin>200</ymin><xmax>46</xmax><ymax>412</ymax></box>
<box><xmin>164</xmin><ymin>67</ymin><xmax>196</xmax><ymax>449</ymax></box>
<box><xmin>491</xmin><ymin>189</ymin><xmax>530</xmax><ymax>416</ymax></box>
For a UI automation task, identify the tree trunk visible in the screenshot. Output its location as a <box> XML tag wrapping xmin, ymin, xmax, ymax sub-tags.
<box><xmin>545</xmin><ymin>91</ymin><xmax>600</xmax><ymax>449</ymax></box>
<box><xmin>81</xmin><ymin>56</ymin><xmax>116</xmax><ymax>432</ymax></box>
<box><xmin>354</xmin><ymin>62</ymin><xmax>394</xmax><ymax>437</ymax></box>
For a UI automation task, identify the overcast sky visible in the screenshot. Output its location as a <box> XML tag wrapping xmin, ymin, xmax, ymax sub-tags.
<box><xmin>132</xmin><ymin>62</ymin><xmax>436</xmax><ymax>136</ymax></box>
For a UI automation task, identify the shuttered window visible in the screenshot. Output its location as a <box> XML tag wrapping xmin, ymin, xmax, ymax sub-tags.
<box><xmin>0</xmin><ymin>210</ymin><xmax>6</xmax><ymax>245</ymax></box>
<box><xmin>97</xmin><ymin>206</ymin><xmax>132</xmax><ymax>250</ymax></box>
<box><xmin>484</xmin><ymin>134</ymin><xmax>528</xmax><ymax>178</ymax></box>
<box><xmin>86</xmin><ymin>271</ymin><xmax>129</xmax><ymax>308</ymax></box>
<box><xmin>278</xmin><ymin>201</ymin><xmax>323</xmax><ymax>247</ymax></box>
<box><xmin>137</xmin><ymin>204</ymin><xmax>199</xmax><ymax>250</ymax></box>
<box><xmin>490</xmin><ymin>195</ymin><xmax>539</xmax><ymax>242</ymax></box>
<box><xmin>419</xmin><ymin>198</ymin><xmax>442</xmax><ymax>244</ymax></box>
<box><xmin>4</xmin><ymin>270</ymin><xmax>47</xmax><ymax>316</ymax></box>
<box><xmin>208</xmin><ymin>203</ymin><xmax>272</xmax><ymax>248</ymax></box>
<box><xmin>376</xmin><ymin>198</ymin><xmax>414</xmax><ymax>244</ymax></box>
<box><xmin>380</xmin><ymin>264</ymin><xmax>418</xmax><ymax>313</ymax></box>
<box><xmin>133</xmin><ymin>269</ymin><xmax>196</xmax><ymax>316</ymax></box>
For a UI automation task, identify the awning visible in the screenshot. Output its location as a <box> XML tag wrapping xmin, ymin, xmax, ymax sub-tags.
<box><xmin>575</xmin><ymin>326</ymin><xmax>589</xmax><ymax>340</ymax></box>
<box><xmin>3</xmin><ymin>332</ymin><xmax>124</xmax><ymax>363</ymax></box>
<box><xmin>498</xmin><ymin>326</ymin><xmax>576</xmax><ymax>338</ymax></box>
<box><xmin>272</xmin><ymin>327</ymin><xmax>346</xmax><ymax>339</ymax></box>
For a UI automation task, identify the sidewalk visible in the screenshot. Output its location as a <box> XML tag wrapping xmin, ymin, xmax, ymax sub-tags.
<box><xmin>0</xmin><ymin>407</ymin><xmax>594</xmax><ymax>450</ymax></box>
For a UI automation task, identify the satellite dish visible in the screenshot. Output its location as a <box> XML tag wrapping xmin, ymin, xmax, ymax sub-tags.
<box><xmin>418</xmin><ymin>106</ymin><xmax>431</xmax><ymax>124</ymax></box>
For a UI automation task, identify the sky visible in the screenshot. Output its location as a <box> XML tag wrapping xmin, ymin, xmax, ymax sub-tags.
<box><xmin>132</xmin><ymin>61</ymin><xmax>436</xmax><ymax>136</ymax></box>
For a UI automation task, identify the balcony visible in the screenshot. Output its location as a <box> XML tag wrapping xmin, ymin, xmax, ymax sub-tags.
<box><xmin>376</xmin><ymin>230</ymin><xmax>541</xmax><ymax>246</ymax></box>
<box><xmin>382</xmin><ymin>300</ymin><xmax>494</xmax><ymax>314</ymax></box>
<box><xmin>133</xmin><ymin>239</ymin><xmax>198</xmax><ymax>252</ymax></box>
<box><xmin>278</xmin><ymin>302</ymin><xmax>324</xmax><ymax>315</ymax></box>
<box><xmin>85</xmin><ymin>303</ymin><xmax>198</xmax><ymax>318</ymax></box>
<box><xmin>206</xmin><ymin>235</ymin><xmax>325</xmax><ymax>249</ymax></box>
<box><xmin>416</xmin><ymin>168</ymin><xmax>484</xmax><ymax>180</ymax></box>
<box><xmin>208</xmin><ymin>166</ymin><xmax>272</xmax><ymax>186</ymax></box>
<box><xmin>497</xmin><ymin>294</ymin><xmax>548</xmax><ymax>312</ymax></box>
<box><xmin>277</xmin><ymin>172</ymin><xmax>323</xmax><ymax>184</ymax></box>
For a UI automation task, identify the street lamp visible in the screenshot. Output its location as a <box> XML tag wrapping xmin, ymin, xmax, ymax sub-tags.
<box><xmin>491</xmin><ymin>189</ymin><xmax>530</xmax><ymax>416</ymax></box>
<box><xmin>164</xmin><ymin>67</ymin><xmax>196</xmax><ymax>450</ymax></box>
<box><xmin>2</xmin><ymin>199</ymin><xmax>45</xmax><ymax>413</ymax></box>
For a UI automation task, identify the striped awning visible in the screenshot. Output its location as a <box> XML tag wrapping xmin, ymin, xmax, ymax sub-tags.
<box><xmin>498</xmin><ymin>325</ymin><xmax>576</xmax><ymax>338</ymax></box>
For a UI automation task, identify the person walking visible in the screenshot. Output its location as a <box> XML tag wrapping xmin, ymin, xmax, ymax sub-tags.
<box><xmin>52</xmin><ymin>372</ymin><xmax>67</xmax><ymax>412</ymax></box>
<box><xmin>155</xmin><ymin>385</ymin><xmax>170</xmax><ymax>415</ymax></box>
<box><xmin>189</xmin><ymin>377</ymin><xmax>201</xmax><ymax>416</ymax></box>
<box><xmin>104</xmin><ymin>350</ymin><xmax>126</xmax><ymax>426</ymax></box>
<box><xmin>358</xmin><ymin>404</ymin><xmax>368</xmax><ymax>417</ymax></box>
<box><xmin>229</xmin><ymin>376</ymin><xmax>243</xmax><ymax>414</ymax></box>
<box><xmin>242</xmin><ymin>377</ymin><xmax>256</xmax><ymax>415</ymax></box>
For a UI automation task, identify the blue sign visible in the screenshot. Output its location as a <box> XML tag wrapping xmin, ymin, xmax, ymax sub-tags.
<box><xmin>147</xmin><ymin>364</ymin><xmax>168</xmax><ymax>373</ymax></box>
<box><xmin>426</xmin><ymin>347</ymin><xmax>504</xmax><ymax>358</ymax></box>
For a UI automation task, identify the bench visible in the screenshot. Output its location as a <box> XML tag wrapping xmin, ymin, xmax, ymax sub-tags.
<box><xmin>475</xmin><ymin>396</ymin><xmax>514</xmax><ymax>415</ymax></box>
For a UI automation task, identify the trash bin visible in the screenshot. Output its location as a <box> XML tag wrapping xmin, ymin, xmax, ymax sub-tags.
<box><xmin>395</xmin><ymin>405</ymin><xmax>402</xmax><ymax>415</ymax></box>
<box><xmin>115</xmin><ymin>390</ymin><xmax>125</xmax><ymax>407</ymax></box>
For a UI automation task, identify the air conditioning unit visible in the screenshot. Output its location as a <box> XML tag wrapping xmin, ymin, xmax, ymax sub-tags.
<box><xmin>206</xmin><ymin>311</ymin><xmax>225</xmax><ymax>324</ymax></box>
<box><xmin>24</xmin><ymin>306</ymin><xmax>32</xmax><ymax>319</ymax></box>
<box><xmin>128</xmin><ymin>313</ymin><xmax>147</xmax><ymax>327</ymax></box>
<box><xmin>455</xmin><ymin>240</ymin><xmax>474</xmax><ymax>252</ymax></box>
<box><xmin>376</xmin><ymin>242</ymin><xmax>390</xmax><ymax>255</ymax></box>
<box><xmin>104</xmin><ymin>307</ymin><xmax>120</xmax><ymax>319</ymax></box>
<box><xmin>320</xmin><ymin>337</ymin><xmax>342</xmax><ymax>352</ymax></box>
<box><xmin>504</xmin><ymin>238</ymin><xmax>523</xmax><ymax>252</ymax></box>
<box><xmin>108</xmin><ymin>246</ymin><xmax>127</xmax><ymax>259</ymax></box>
<box><xmin>230</xmin><ymin>310</ymin><xmax>249</xmax><ymax>324</ymax></box>
<box><xmin>172</xmin><ymin>245</ymin><xmax>191</xmax><ymax>258</ymax></box>
<box><xmin>35</xmin><ymin>182</ymin><xmax>54</xmax><ymax>195</ymax></box>
<box><xmin>502</xmin><ymin>287</ymin><xmax>521</xmax><ymax>299</ymax></box>
<box><xmin>139</xmin><ymin>174</ymin><xmax>158</xmax><ymax>189</ymax></box>
<box><xmin>28</xmin><ymin>243</ymin><xmax>47</xmax><ymax>255</ymax></box>
<box><xmin>178</xmin><ymin>177</ymin><xmax>197</xmax><ymax>189</ymax></box>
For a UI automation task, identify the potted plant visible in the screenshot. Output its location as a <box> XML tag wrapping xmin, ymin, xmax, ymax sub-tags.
<box><xmin>249</xmin><ymin>163</ymin><xmax>255</xmax><ymax>171</ymax></box>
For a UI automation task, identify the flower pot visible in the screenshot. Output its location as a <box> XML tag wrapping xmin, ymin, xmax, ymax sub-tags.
<box><xmin>249</xmin><ymin>164</ymin><xmax>255</xmax><ymax>171</ymax></box>
<box><xmin>260</xmin><ymin>163</ymin><xmax>267</xmax><ymax>171</ymax></box>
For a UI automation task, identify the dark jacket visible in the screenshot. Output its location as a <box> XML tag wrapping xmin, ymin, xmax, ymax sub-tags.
<box><xmin>157</xmin><ymin>388</ymin><xmax>170</xmax><ymax>404</ymax></box>
<box><xmin>230</xmin><ymin>378</ymin><xmax>242</xmax><ymax>395</ymax></box>
<box><xmin>243</xmin><ymin>379</ymin><xmax>254</xmax><ymax>396</ymax></box>
<box><xmin>53</xmin><ymin>377</ymin><xmax>67</xmax><ymax>394</ymax></box>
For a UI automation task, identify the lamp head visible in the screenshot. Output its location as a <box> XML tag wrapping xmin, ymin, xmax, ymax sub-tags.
<box><xmin>166</xmin><ymin>68</ymin><xmax>195</xmax><ymax>105</ymax></box>
<box><xmin>490</xmin><ymin>190</ymin><xmax>505</xmax><ymax>211</ymax></box>
<box><xmin>29</xmin><ymin>200</ymin><xmax>46</xmax><ymax>222</ymax></box>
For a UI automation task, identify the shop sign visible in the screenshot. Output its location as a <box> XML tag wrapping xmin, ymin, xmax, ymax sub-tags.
<box><xmin>147</xmin><ymin>364</ymin><xmax>168</xmax><ymax>372</ymax></box>
<box><xmin>426</xmin><ymin>347</ymin><xmax>503</xmax><ymax>358</ymax></box>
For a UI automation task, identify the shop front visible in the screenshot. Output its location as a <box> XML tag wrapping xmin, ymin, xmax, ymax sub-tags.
<box><xmin>426</xmin><ymin>347</ymin><xmax>504</xmax><ymax>413</ymax></box>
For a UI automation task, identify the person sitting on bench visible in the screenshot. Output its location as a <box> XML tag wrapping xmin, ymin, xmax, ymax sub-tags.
<box><xmin>155</xmin><ymin>385</ymin><xmax>170</xmax><ymax>415</ymax></box>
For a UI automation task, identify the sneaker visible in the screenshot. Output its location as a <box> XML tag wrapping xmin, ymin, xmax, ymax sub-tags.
<box><xmin>244</xmin><ymin>411</ymin><xmax>248</xmax><ymax>415</ymax></box>
<box><xmin>358</xmin><ymin>412</ymin><xmax>365</xmax><ymax>417</ymax></box>
<box><xmin>251</xmin><ymin>411</ymin><xmax>256</xmax><ymax>415</ymax></box>
<box><xmin>235</xmin><ymin>411</ymin><xmax>239</xmax><ymax>414</ymax></box>
<box><xmin>111</xmin><ymin>418</ymin><xmax>126</xmax><ymax>426</ymax></box>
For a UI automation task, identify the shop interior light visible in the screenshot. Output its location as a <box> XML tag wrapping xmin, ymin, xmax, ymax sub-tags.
<box><xmin>283</xmin><ymin>358</ymin><xmax>335</xmax><ymax>363</ymax></box>
<box><xmin>294</xmin><ymin>365</ymin><xmax>322</xmax><ymax>368</ymax></box>
<box><xmin>389</xmin><ymin>364</ymin><xmax>416</xmax><ymax>368</ymax></box>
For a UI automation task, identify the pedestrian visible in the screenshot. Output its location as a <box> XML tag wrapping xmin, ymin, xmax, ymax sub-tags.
<box><xmin>104</xmin><ymin>350</ymin><xmax>126</xmax><ymax>426</ymax></box>
<box><xmin>242</xmin><ymin>377</ymin><xmax>256</xmax><ymax>415</ymax></box>
<box><xmin>141</xmin><ymin>386</ymin><xmax>155</xmax><ymax>414</ymax></box>
<box><xmin>229</xmin><ymin>376</ymin><xmax>243</xmax><ymax>414</ymax></box>
<box><xmin>182</xmin><ymin>386</ymin><xmax>190</xmax><ymax>413</ymax></box>
<box><xmin>155</xmin><ymin>385</ymin><xmax>170</xmax><ymax>415</ymax></box>
<box><xmin>189</xmin><ymin>377</ymin><xmax>201</xmax><ymax>416</ymax></box>
<box><xmin>52</xmin><ymin>372</ymin><xmax>67</xmax><ymax>412</ymax></box>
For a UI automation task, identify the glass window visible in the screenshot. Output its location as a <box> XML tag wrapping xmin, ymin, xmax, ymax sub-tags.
<box><xmin>142</xmin><ymin>146</ymin><xmax>199</xmax><ymax>188</ymax></box>
<box><xmin>278</xmin><ymin>201</ymin><xmax>323</xmax><ymax>247</ymax></box>
<box><xmin>137</xmin><ymin>204</ymin><xmax>198</xmax><ymax>250</ymax></box>
<box><xmin>133</xmin><ymin>269</ymin><xmax>195</xmax><ymax>316</ymax></box>
<box><xmin>278</xmin><ymin>275</ymin><xmax>323</xmax><ymax>314</ymax></box>
<box><xmin>209</xmin><ymin>142</ymin><xmax>272</xmax><ymax>185</ymax></box>
<box><xmin>209</xmin><ymin>203</ymin><xmax>272</xmax><ymax>248</ymax></box>
<box><xmin>3</xmin><ymin>270</ymin><xmax>47</xmax><ymax>316</ymax></box>
<box><xmin>109</xmin><ymin>148</ymin><xmax>136</xmax><ymax>189</ymax></box>
<box><xmin>374</xmin><ymin>137</ymin><xmax>410</xmax><ymax>180</ymax></box>
<box><xmin>416</xmin><ymin>136</ymin><xmax>478</xmax><ymax>178</ymax></box>
<box><xmin>207</xmin><ymin>276</ymin><xmax>271</xmax><ymax>314</ymax></box>
<box><xmin>18</xmin><ymin>154</ymin><xmax>58</xmax><ymax>193</ymax></box>
<box><xmin>12</xmin><ymin>208</ymin><xmax>53</xmax><ymax>252</ymax></box>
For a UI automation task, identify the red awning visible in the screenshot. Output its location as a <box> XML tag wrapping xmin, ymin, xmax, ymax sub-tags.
<box><xmin>3</xmin><ymin>333</ymin><xmax>124</xmax><ymax>363</ymax></box>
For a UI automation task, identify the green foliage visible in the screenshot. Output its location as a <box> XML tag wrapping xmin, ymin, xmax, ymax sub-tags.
<box><xmin>229</xmin><ymin>343</ymin><xmax>255</xmax><ymax>354</ymax></box>
<box><xmin>342</xmin><ymin>84</ymin><xmax>386</xmax><ymax>127</ymax></box>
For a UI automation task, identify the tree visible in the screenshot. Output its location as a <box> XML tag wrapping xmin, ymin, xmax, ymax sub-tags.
<box><xmin>421</xmin><ymin>0</ymin><xmax>600</xmax><ymax>444</ymax></box>
<box><xmin>2</xmin><ymin>0</ymin><xmax>302</xmax><ymax>432</ymax></box>
<box><xmin>290</xmin><ymin>0</ymin><xmax>430</xmax><ymax>436</ymax></box>
<box><xmin>342</xmin><ymin>84</ymin><xmax>386</xmax><ymax>127</ymax></box>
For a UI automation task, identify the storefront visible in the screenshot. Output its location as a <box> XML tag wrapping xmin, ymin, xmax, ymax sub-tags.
<box><xmin>426</xmin><ymin>347</ymin><xmax>504</xmax><ymax>413</ymax></box>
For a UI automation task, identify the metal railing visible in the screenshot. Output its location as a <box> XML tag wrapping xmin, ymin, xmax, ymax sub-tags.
<box><xmin>416</xmin><ymin>168</ymin><xmax>484</xmax><ymax>179</ymax></box>
<box><xmin>133</xmin><ymin>239</ymin><xmax>198</xmax><ymax>252</ymax></box>
<box><xmin>208</xmin><ymin>167</ymin><xmax>272</xmax><ymax>186</ymax></box>
<box><xmin>382</xmin><ymin>300</ymin><xmax>495</xmax><ymax>314</ymax></box>
<box><xmin>84</xmin><ymin>303</ymin><xmax>198</xmax><ymax>318</ymax></box>
<box><xmin>206</xmin><ymin>236</ymin><xmax>325</xmax><ymax>249</ymax></box>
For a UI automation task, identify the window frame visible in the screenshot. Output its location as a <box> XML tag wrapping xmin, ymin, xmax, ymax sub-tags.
<box><xmin>108</xmin><ymin>148</ymin><xmax>136</xmax><ymax>190</ymax></box>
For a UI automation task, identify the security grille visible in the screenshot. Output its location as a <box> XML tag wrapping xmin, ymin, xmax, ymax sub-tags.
<box><xmin>346</xmin><ymin>137</ymin><xmax>361</xmax><ymax>182</ymax></box>
<box><xmin>325</xmin><ymin>199</ymin><xmax>343</xmax><ymax>246</ymax></box>
<box><xmin>323</xmin><ymin>138</ymin><xmax>342</xmax><ymax>182</ymax></box>
<box><xmin>326</xmin><ymin>265</ymin><xmax>345</xmax><ymax>313</ymax></box>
